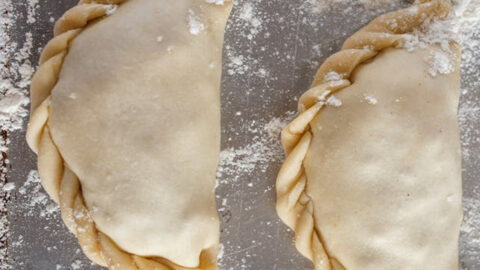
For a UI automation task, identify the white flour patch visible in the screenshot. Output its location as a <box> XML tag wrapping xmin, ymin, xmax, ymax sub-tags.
<box><xmin>0</xmin><ymin>93</ymin><xmax>29</xmax><ymax>131</ymax></box>
<box><xmin>17</xmin><ymin>171</ymin><xmax>59</xmax><ymax>218</ymax></box>
<box><xmin>0</xmin><ymin>24</ymin><xmax>33</xmax><ymax>132</ymax></box>
<box><xmin>70</xmin><ymin>259</ymin><xmax>84</xmax><ymax>270</ymax></box>
<box><xmin>221</xmin><ymin>0</ymin><xmax>272</xmax><ymax>87</ymax></box>
<box><xmin>206</xmin><ymin>0</ymin><xmax>230</xmax><ymax>5</ymax></box>
<box><xmin>0</xmin><ymin>0</ymin><xmax>38</xmax><ymax>268</ymax></box>
<box><xmin>459</xmin><ymin>99</ymin><xmax>480</xmax><ymax>163</ymax></box>
<box><xmin>427</xmin><ymin>50</ymin><xmax>455</xmax><ymax>77</ymax></box>
<box><xmin>455</xmin><ymin>0</ymin><xmax>480</xmax><ymax>266</ymax></box>
<box><xmin>217</xmin><ymin>112</ymin><xmax>295</xmax><ymax>180</ymax></box>
<box><xmin>226</xmin><ymin>51</ymin><xmax>248</xmax><ymax>75</ymax></box>
<box><xmin>225</xmin><ymin>45</ymin><xmax>263</xmax><ymax>77</ymax></box>
<box><xmin>456</xmin><ymin>1</ymin><xmax>480</xmax><ymax>163</ymax></box>
<box><xmin>0</xmin><ymin>0</ymin><xmax>479</xmax><ymax>269</ymax></box>
<box><xmin>26</xmin><ymin>0</ymin><xmax>39</xmax><ymax>24</ymax></box>
<box><xmin>2</xmin><ymin>183</ymin><xmax>14</xmax><ymax>192</ymax></box>
<box><xmin>303</xmin><ymin>0</ymin><xmax>394</xmax><ymax>14</ymax></box>
<box><xmin>363</xmin><ymin>94</ymin><xmax>378</xmax><ymax>105</ymax></box>
<box><xmin>238</xmin><ymin>2</ymin><xmax>262</xmax><ymax>40</ymax></box>
<box><xmin>323</xmin><ymin>71</ymin><xmax>343</xmax><ymax>82</ymax></box>
<box><xmin>217</xmin><ymin>243</ymin><xmax>225</xmax><ymax>260</ymax></box>
<box><xmin>461</xmin><ymin>196</ymin><xmax>480</xmax><ymax>266</ymax></box>
<box><xmin>103</xmin><ymin>4</ymin><xmax>118</xmax><ymax>16</ymax></box>
<box><xmin>326</xmin><ymin>95</ymin><xmax>342</xmax><ymax>107</ymax></box>
<box><xmin>188</xmin><ymin>9</ymin><xmax>205</xmax><ymax>35</ymax></box>
<box><xmin>401</xmin><ymin>14</ymin><xmax>461</xmax><ymax>78</ymax></box>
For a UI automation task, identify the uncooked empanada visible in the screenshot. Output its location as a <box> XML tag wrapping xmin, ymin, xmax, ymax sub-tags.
<box><xmin>26</xmin><ymin>0</ymin><xmax>232</xmax><ymax>269</ymax></box>
<box><xmin>276</xmin><ymin>1</ymin><xmax>462</xmax><ymax>269</ymax></box>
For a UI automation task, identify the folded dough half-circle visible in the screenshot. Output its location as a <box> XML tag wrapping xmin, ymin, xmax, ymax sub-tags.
<box><xmin>26</xmin><ymin>0</ymin><xmax>232</xmax><ymax>269</ymax></box>
<box><xmin>276</xmin><ymin>0</ymin><xmax>462</xmax><ymax>269</ymax></box>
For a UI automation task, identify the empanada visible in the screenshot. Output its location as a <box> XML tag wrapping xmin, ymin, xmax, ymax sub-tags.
<box><xmin>26</xmin><ymin>0</ymin><xmax>232</xmax><ymax>269</ymax></box>
<box><xmin>276</xmin><ymin>1</ymin><xmax>462</xmax><ymax>269</ymax></box>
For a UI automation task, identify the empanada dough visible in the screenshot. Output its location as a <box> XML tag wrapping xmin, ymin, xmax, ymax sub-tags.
<box><xmin>26</xmin><ymin>0</ymin><xmax>232</xmax><ymax>269</ymax></box>
<box><xmin>276</xmin><ymin>1</ymin><xmax>462</xmax><ymax>270</ymax></box>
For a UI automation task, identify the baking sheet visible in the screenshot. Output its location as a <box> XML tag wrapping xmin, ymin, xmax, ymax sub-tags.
<box><xmin>4</xmin><ymin>0</ymin><xmax>480</xmax><ymax>269</ymax></box>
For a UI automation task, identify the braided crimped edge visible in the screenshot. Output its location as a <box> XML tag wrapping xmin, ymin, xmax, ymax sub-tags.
<box><xmin>275</xmin><ymin>1</ymin><xmax>454</xmax><ymax>269</ymax></box>
<box><xmin>25</xmin><ymin>1</ymin><xmax>218</xmax><ymax>269</ymax></box>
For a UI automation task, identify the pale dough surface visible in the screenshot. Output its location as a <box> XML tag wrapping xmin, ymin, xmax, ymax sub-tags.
<box><xmin>48</xmin><ymin>0</ymin><xmax>231</xmax><ymax>267</ymax></box>
<box><xmin>304</xmin><ymin>47</ymin><xmax>462</xmax><ymax>270</ymax></box>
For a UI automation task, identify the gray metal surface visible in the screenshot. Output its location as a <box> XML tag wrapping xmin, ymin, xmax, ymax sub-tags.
<box><xmin>5</xmin><ymin>0</ymin><xmax>480</xmax><ymax>269</ymax></box>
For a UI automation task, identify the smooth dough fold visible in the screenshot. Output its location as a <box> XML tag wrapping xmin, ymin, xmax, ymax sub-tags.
<box><xmin>26</xmin><ymin>0</ymin><xmax>232</xmax><ymax>269</ymax></box>
<box><xmin>276</xmin><ymin>1</ymin><xmax>462</xmax><ymax>269</ymax></box>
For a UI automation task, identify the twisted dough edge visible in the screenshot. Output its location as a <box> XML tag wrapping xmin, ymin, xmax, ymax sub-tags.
<box><xmin>25</xmin><ymin>1</ymin><xmax>217</xmax><ymax>269</ymax></box>
<box><xmin>275</xmin><ymin>1</ymin><xmax>454</xmax><ymax>269</ymax></box>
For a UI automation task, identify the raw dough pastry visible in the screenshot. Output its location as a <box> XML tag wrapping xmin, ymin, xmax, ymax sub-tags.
<box><xmin>276</xmin><ymin>1</ymin><xmax>462</xmax><ymax>269</ymax></box>
<box><xmin>26</xmin><ymin>0</ymin><xmax>232</xmax><ymax>269</ymax></box>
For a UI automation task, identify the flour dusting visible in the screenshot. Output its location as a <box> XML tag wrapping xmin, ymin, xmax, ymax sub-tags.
<box><xmin>217</xmin><ymin>112</ymin><xmax>294</xmax><ymax>181</ymax></box>
<box><xmin>461</xmin><ymin>197</ymin><xmax>480</xmax><ymax>266</ymax></box>
<box><xmin>188</xmin><ymin>9</ymin><xmax>205</xmax><ymax>35</ymax></box>
<box><xmin>326</xmin><ymin>95</ymin><xmax>342</xmax><ymax>107</ymax></box>
<box><xmin>18</xmin><ymin>171</ymin><xmax>59</xmax><ymax>218</ymax></box>
<box><xmin>206</xmin><ymin>0</ymin><xmax>230</xmax><ymax>5</ymax></box>
<box><xmin>304</xmin><ymin>0</ymin><xmax>393</xmax><ymax>14</ymax></box>
<box><xmin>443</xmin><ymin>0</ymin><xmax>480</xmax><ymax>266</ymax></box>
<box><xmin>400</xmin><ymin>16</ymin><xmax>459</xmax><ymax>77</ymax></box>
<box><xmin>427</xmin><ymin>50</ymin><xmax>455</xmax><ymax>77</ymax></box>
<box><xmin>238</xmin><ymin>2</ymin><xmax>262</xmax><ymax>40</ymax></box>
<box><xmin>363</xmin><ymin>94</ymin><xmax>378</xmax><ymax>105</ymax></box>
<box><xmin>0</xmin><ymin>27</ymin><xmax>33</xmax><ymax>132</ymax></box>
<box><xmin>103</xmin><ymin>4</ymin><xmax>118</xmax><ymax>16</ymax></box>
<box><xmin>26</xmin><ymin>0</ymin><xmax>39</xmax><ymax>24</ymax></box>
<box><xmin>323</xmin><ymin>71</ymin><xmax>343</xmax><ymax>82</ymax></box>
<box><xmin>0</xmin><ymin>0</ymin><xmax>37</xmax><ymax>268</ymax></box>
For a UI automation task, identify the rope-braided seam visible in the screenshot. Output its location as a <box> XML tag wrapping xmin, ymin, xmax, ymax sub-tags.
<box><xmin>275</xmin><ymin>1</ymin><xmax>454</xmax><ymax>269</ymax></box>
<box><xmin>26</xmin><ymin>1</ymin><xmax>217</xmax><ymax>269</ymax></box>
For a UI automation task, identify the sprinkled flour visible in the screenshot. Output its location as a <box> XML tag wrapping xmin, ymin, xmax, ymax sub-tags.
<box><xmin>400</xmin><ymin>16</ymin><xmax>460</xmax><ymax>77</ymax></box>
<box><xmin>216</xmin><ymin>112</ymin><xmax>295</xmax><ymax>269</ymax></box>
<box><xmin>17</xmin><ymin>171</ymin><xmax>59</xmax><ymax>218</ymax></box>
<box><xmin>188</xmin><ymin>9</ymin><xmax>205</xmax><ymax>35</ymax></box>
<box><xmin>103</xmin><ymin>4</ymin><xmax>118</xmax><ymax>16</ymax></box>
<box><xmin>0</xmin><ymin>23</ymin><xmax>32</xmax><ymax>131</ymax></box>
<box><xmin>0</xmin><ymin>0</ymin><xmax>36</xmax><ymax>267</ymax></box>
<box><xmin>323</xmin><ymin>71</ymin><xmax>343</xmax><ymax>82</ymax></box>
<box><xmin>427</xmin><ymin>50</ymin><xmax>455</xmax><ymax>77</ymax></box>
<box><xmin>461</xmin><ymin>197</ymin><xmax>480</xmax><ymax>266</ymax></box>
<box><xmin>218</xmin><ymin>1</ymin><xmax>480</xmax><ymax>269</ymax></box>
<box><xmin>238</xmin><ymin>2</ymin><xmax>262</xmax><ymax>40</ymax></box>
<box><xmin>326</xmin><ymin>95</ymin><xmax>342</xmax><ymax>107</ymax></box>
<box><xmin>363</xmin><ymin>94</ymin><xmax>378</xmax><ymax>105</ymax></box>
<box><xmin>206</xmin><ymin>0</ymin><xmax>230</xmax><ymax>5</ymax></box>
<box><xmin>217</xmin><ymin>112</ymin><xmax>295</xmax><ymax>181</ymax></box>
<box><xmin>26</xmin><ymin>0</ymin><xmax>39</xmax><ymax>24</ymax></box>
<box><xmin>304</xmin><ymin>0</ymin><xmax>394</xmax><ymax>14</ymax></box>
<box><xmin>455</xmin><ymin>10</ymin><xmax>480</xmax><ymax>265</ymax></box>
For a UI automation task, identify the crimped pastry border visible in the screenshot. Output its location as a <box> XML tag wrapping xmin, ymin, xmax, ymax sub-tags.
<box><xmin>275</xmin><ymin>1</ymin><xmax>454</xmax><ymax>269</ymax></box>
<box><xmin>26</xmin><ymin>1</ymin><xmax>217</xmax><ymax>269</ymax></box>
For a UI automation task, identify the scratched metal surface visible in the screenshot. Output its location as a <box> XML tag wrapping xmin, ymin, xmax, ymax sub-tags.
<box><xmin>6</xmin><ymin>0</ymin><xmax>480</xmax><ymax>269</ymax></box>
